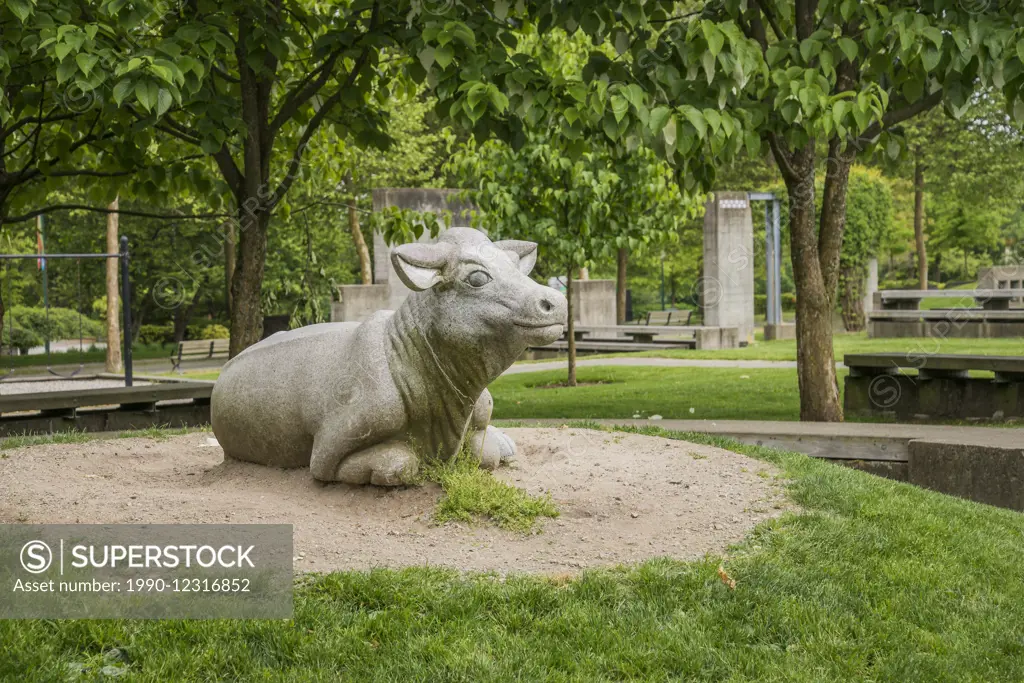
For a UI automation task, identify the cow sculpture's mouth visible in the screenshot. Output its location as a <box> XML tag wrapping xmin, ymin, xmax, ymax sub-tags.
<box><xmin>513</xmin><ymin>321</ymin><xmax>565</xmax><ymax>343</ymax></box>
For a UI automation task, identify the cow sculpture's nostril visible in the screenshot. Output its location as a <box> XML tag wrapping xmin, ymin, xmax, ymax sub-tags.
<box><xmin>539</xmin><ymin>298</ymin><xmax>554</xmax><ymax>314</ymax></box>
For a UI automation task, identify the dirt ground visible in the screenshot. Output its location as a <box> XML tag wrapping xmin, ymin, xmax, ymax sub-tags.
<box><xmin>0</xmin><ymin>428</ymin><xmax>787</xmax><ymax>574</ymax></box>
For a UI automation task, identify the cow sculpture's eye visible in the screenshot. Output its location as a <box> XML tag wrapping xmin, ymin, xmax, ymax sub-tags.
<box><xmin>465</xmin><ymin>270</ymin><xmax>492</xmax><ymax>288</ymax></box>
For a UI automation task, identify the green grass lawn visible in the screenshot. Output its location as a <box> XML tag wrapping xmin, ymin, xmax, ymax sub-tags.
<box><xmin>0</xmin><ymin>343</ymin><xmax>170</xmax><ymax>369</ymax></box>
<box><xmin>492</xmin><ymin>366</ymin><xmax>813</xmax><ymax>422</ymax></box>
<box><xmin>4</xmin><ymin>424</ymin><xmax>1024</xmax><ymax>680</ymax></box>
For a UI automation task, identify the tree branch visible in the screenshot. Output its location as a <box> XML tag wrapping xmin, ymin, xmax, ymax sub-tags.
<box><xmin>751</xmin><ymin>0</ymin><xmax>785</xmax><ymax>41</ymax></box>
<box><xmin>766</xmin><ymin>132</ymin><xmax>798</xmax><ymax>182</ymax></box>
<box><xmin>213</xmin><ymin>143</ymin><xmax>244</xmax><ymax>200</ymax></box>
<box><xmin>859</xmin><ymin>89</ymin><xmax>944</xmax><ymax>141</ymax></box>
<box><xmin>1</xmin><ymin>204</ymin><xmax>230</xmax><ymax>225</ymax></box>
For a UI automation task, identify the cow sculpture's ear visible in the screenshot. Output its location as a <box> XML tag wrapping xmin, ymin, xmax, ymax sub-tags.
<box><xmin>494</xmin><ymin>240</ymin><xmax>538</xmax><ymax>275</ymax></box>
<box><xmin>391</xmin><ymin>242</ymin><xmax>455</xmax><ymax>291</ymax></box>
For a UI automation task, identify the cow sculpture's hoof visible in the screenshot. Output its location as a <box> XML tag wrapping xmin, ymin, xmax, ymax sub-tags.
<box><xmin>330</xmin><ymin>440</ymin><xmax>419</xmax><ymax>486</ymax></box>
<box><xmin>471</xmin><ymin>426</ymin><xmax>517</xmax><ymax>470</ymax></box>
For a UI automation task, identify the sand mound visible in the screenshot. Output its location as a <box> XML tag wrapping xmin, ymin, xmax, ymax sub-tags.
<box><xmin>0</xmin><ymin>428</ymin><xmax>786</xmax><ymax>573</ymax></box>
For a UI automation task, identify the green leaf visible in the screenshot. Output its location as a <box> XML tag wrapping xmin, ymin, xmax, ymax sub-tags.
<box><xmin>703</xmin><ymin>24</ymin><xmax>725</xmax><ymax>58</ymax></box>
<box><xmin>493</xmin><ymin>0</ymin><xmax>509</xmax><ymax>20</ymax></box>
<box><xmin>680</xmin><ymin>105</ymin><xmax>707</xmax><ymax>138</ymax></box>
<box><xmin>662</xmin><ymin>114</ymin><xmax>677</xmax><ymax>149</ymax></box>
<box><xmin>56</xmin><ymin>58</ymin><xmax>77</xmax><ymax>84</ymax></box>
<box><xmin>702</xmin><ymin>108</ymin><xmax>722</xmax><ymax>134</ymax></box>
<box><xmin>649</xmin><ymin>106</ymin><xmax>671</xmax><ymax>134</ymax></box>
<box><xmin>921</xmin><ymin>47</ymin><xmax>940</xmax><ymax>72</ymax></box>
<box><xmin>112</xmin><ymin>78</ymin><xmax>133</xmax><ymax>106</ymax></box>
<box><xmin>745</xmin><ymin>131</ymin><xmax>760</xmax><ymax>156</ymax></box>
<box><xmin>610</xmin><ymin>95</ymin><xmax>629</xmax><ymax>122</ymax></box>
<box><xmin>602</xmin><ymin>112</ymin><xmax>620</xmax><ymax>141</ymax></box>
<box><xmin>156</xmin><ymin>88</ymin><xmax>173</xmax><ymax>116</ymax></box>
<box><xmin>135</xmin><ymin>80</ymin><xmax>158</xmax><ymax>112</ymax></box>
<box><xmin>799</xmin><ymin>39</ymin><xmax>820</xmax><ymax>63</ymax></box>
<box><xmin>837</xmin><ymin>37</ymin><xmax>858</xmax><ymax>63</ymax></box>
<box><xmin>922</xmin><ymin>26</ymin><xmax>944</xmax><ymax>49</ymax></box>
<box><xmin>418</xmin><ymin>46</ymin><xmax>435</xmax><ymax>71</ymax></box>
<box><xmin>701</xmin><ymin>51</ymin><xmax>716</xmax><ymax>84</ymax></box>
<box><xmin>621</xmin><ymin>3</ymin><xmax>641</xmax><ymax>28</ymax></box>
<box><xmin>434</xmin><ymin>44</ymin><xmax>454</xmax><ymax>69</ymax></box>
<box><xmin>1017</xmin><ymin>39</ymin><xmax>1024</xmax><ymax>65</ymax></box>
<box><xmin>7</xmin><ymin>0</ymin><xmax>32</xmax><ymax>22</ymax></box>
<box><xmin>75</xmin><ymin>53</ymin><xmax>99</xmax><ymax>77</ymax></box>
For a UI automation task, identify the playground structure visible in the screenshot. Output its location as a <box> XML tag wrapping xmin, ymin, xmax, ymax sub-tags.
<box><xmin>1</xmin><ymin>236</ymin><xmax>135</xmax><ymax>385</ymax></box>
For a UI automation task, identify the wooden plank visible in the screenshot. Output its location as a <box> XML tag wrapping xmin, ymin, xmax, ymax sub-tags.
<box><xmin>844</xmin><ymin>353</ymin><xmax>1024</xmax><ymax>374</ymax></box>
<box><xmin>0</xmin><ymin>382</ymin><xmax>213</xmax><ymax>414</ymax></box>
<box><xmin>879</xmin><ymin>289</ymin><xmax>1024</xmax><ymax>300</ymax></box>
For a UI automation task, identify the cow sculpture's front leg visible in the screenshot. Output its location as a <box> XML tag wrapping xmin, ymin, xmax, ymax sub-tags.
<box><xmin>309</xmin><ymin>416</ymin><xmax>419</xmax><ymax>486</ymax></box>
<box><xmin>468</xmin><ymin>389</ymin><xmax>517</xmax><ymax>470</ymax></box>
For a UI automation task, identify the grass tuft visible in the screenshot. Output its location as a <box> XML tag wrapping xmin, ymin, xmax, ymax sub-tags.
<box><xmin>421</xmin><ymin>445</ymin><xmax>558</xmax><ymax>533</ymax></box>
<box><xmin>0</xmin><ymin>429</ymin><xmax>93</xmax><ymax>451</ymax></box>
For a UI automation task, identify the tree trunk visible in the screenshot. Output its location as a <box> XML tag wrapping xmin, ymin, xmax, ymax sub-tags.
<box><xmin>105</xmin><ymin>197</ymin><xmax>122</xmax><ymax>372</ymax></box>
<box><xmin>349</xmin><ymin>199</ymin><xmax>372</xmax><ymax>285</ymax></box>
<box><xmin>839</xmin><ymin>264</ymin><xmax>865</xmax><ymax>332</ymax></box>
<box><xmin>229</xmin><ymin>209</ymin><xmax>270</xmax><ymax>356</ymax></box>
<box><xmin>780</xmin><ymin>141</ymin><xmax>844</xmax><ymax>422</ymax></box>
<box><xmin>615</xmin><ymin>247</ymin><xmax>628</xmax><ymax>324</ymax></box>
<box><xmin>565</xmin><ymin>267</ymin><xmax>576</xmax><ymax>387</ymax></box>
<box><xmin>225</xmin><ymin>219</ymin><xmax>236</xmax><ymax>315</ymax></box>
<box><xmin>914</xmin><ymin>152</ymin><xmax>927</xmax><ymax>289</ymax></box>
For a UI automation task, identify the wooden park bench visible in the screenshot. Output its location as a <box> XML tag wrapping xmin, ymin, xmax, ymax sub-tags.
<box><xmin>561</xmin><ymin>324</ymin><xmax>739</xmax><ymax>350</ymax></box>
<box><xmin>844</xmin><ymin>352</ymin><xmax>1024</xmax><ymax>421</ymax></box>
<box><xmin>171</xmin><ymin>339</ymin><xmax>230</xmax><ymax>371</ymax></box>
<box><xmin>640</xmin><ymin>309</ymin><xmax>693</xmax><ymax>326</ymax></box>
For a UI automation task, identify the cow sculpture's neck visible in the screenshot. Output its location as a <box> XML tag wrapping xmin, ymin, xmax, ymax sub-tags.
<box><xmin>384</xmin><ymin>291</ymin><xmax>516</xmax><ymax>460</ymax></box>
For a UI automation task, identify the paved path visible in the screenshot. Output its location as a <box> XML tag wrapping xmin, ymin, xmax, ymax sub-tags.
<box><xmin>506</xmin><ymin>418</ymin><xmax>1024</xmax><ymax>457</ymax></box>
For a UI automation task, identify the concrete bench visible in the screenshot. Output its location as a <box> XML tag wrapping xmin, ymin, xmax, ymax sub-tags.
<box><xmin>867</xmin><ymin>306</ymin><xmax>1024</xmax><ymax>338</ymax></box>
<box><xmin>171</xmin><ymin>339</ymin><xmax>230</xmax><ymax>370</ymax></box>
<box><xmin>844</xmin><ymin>353</ymin><xmax>1024</xmax><ymax>421</ymax></box>
<box><xmin>875</xmin><ymin>289</ymin><xmax>1024</xmax><ymax>311</ymax></box>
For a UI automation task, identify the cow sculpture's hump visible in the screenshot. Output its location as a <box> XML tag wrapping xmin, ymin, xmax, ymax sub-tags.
<box><xmin>211</xmin><ymin>228</ymin><xmax>568</xmax><ymax>486</ymax></box>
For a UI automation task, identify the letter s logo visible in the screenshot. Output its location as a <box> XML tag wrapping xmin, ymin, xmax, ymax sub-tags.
<box><xmin>20</xmin><ymin>540</ymin><xmax>52</xmax><ymax>574</ymax></box>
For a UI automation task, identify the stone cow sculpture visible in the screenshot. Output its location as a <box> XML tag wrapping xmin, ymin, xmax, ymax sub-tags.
<box><xmin>211</xmin><ymin>227</ymin><xmax>568</xmax><ymax>485</ymax></box>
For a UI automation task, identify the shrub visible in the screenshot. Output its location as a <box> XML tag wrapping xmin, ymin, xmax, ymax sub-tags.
<box><xmin>1</xmin><ymin>326</ymin><xmax>42</xmax><ymax>354</ymax></box>
<box><xmin>199</xmin><ymin>324</ymin><xmax>230</xmax><ymax>340</ymax></box>
<box><xmin>9</xmin><ymin>306</ymin><xmax>104</xmax><ymax>342</ymax></box>
<box><xmin>138</xmin><ymin>324</ymin><xmax>175</xmax><ymax>346</ymax></box>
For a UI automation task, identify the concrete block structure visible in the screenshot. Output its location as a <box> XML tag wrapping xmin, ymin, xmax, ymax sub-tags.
<box><xmin>331</xmin><ymin>284</ymin><xmax>388</xmax><ymax>323</ymax></box>
<box><xmin>571</xmin><ymin>280</ymin><xmax>616</xmax><ymax>327</ymax></box>
<box><xmin>702</xmin><ymin>192</ymin><xmax>755</xmax><ymax>343</ymax></box>
<box><xmin>979</xmin><ymin>266</ymin><xmax>1024</xmax><ymax>305</ymax></box>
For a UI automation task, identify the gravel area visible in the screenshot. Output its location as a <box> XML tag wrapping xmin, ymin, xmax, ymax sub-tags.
<box><xmin>0</xmin><ymin>427</ymin><xmax>787</xmax><ymax>574</ymax></box>
<box><xmin>0</xmin><ymin>379</ymin><xmax>150</xmax><ymax>395</ymax></box>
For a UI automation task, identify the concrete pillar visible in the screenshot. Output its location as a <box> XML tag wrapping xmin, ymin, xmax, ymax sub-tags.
<box><xmin>862</xmin><ymin>258</ymin><xmax>879</xmax><ymax>314</ymax></box>
<box><xmin>572</xmin><ymin>280</ymin><xmax>616</xmax><ymax>326</ymax></box>
<box><xmin>371</xmin><ymin>189</ymin><xmax>475</xmax><ymax>310</ymax></box>
<box><xmin>702</xmin><ymin>192</ymin><xmax>755</xmax><ymax>343</ymax></box>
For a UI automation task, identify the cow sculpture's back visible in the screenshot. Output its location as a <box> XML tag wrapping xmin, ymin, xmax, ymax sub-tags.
<box><xmin>211</xmin><ymin>228</ymin><xmax>568</xmax><ymax>485</ymax></box>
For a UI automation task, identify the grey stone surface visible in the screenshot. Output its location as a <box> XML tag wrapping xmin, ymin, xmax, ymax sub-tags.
<box><xmin>212</xmin><ymin>228</ymin><xmax>567</xmax><ymax>485</ymax></box>
<box><xmin>763</xmin><ymin>322</ymin><xmax>796</xmax><ymax>341</ymax></box>
<box><xmin>331</xmin><ymin>284</ymin><xmax>388</xmax><ymax>323</ymax></box>
<box><xmin>703</xmin><ymin>192</ymin><xmax>756</xmax><ymax>344</ymax></box>
<box><xmin>572</xmin><ymin>279</ymin><xmax>617</xmax><ymax>327</ymax></box>
<box><xmin>909</xmin><ymin>440</ymin><xmax>1024</xmax><ymax>511</ymax></box>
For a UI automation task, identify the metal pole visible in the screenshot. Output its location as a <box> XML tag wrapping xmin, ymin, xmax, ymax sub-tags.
<box><xmin>660</xmin><ymin>252</ymin><xmax>665</xmax><ymax>310</ymax></box>
<box><xmin>765</xmin><ymin>202</ymin><xmax>776</xmax><ymax>326</ymax></box>
<box><xmin>773</xmin><ymin>198</ymin><xmax>783</xmax><ymax>325</ymax></box>
<box><xmin>120</xmin><ymin>236</ymin><xmax>133</xmax><ymax>387</ymax></box>
<box><xmin>39</xmin><ymin>216</ymin><xmax>50</xmax><ymax>356</ymax></box>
